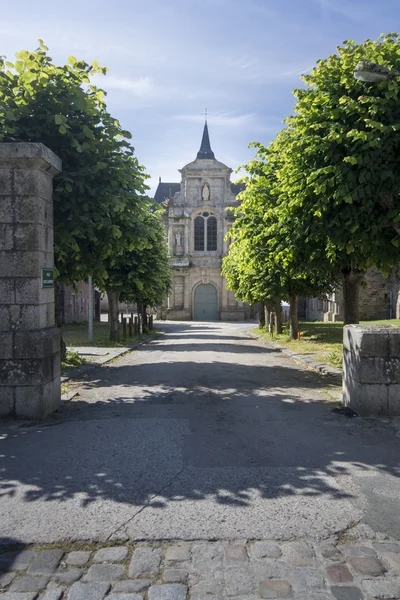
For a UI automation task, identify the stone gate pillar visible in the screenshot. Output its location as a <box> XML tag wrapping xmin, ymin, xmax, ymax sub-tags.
<box><xmin>0</xmin><ymin>143</ymin><xmax>62</xmax><ymax>419</ymax></box>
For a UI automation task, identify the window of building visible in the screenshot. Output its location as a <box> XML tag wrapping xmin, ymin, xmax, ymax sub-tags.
<box><xmin>194</xmin><ymin>212</ymin><xmax>218</xmax><ymax>252</ymax></box>
<box><xmin>207</xmin><ymin>216</ymin><xmax>217</xmax><ymax>251</ymax></box>
<box><xmin>194</xmin><ymin>216</ymin><xmax>205</xmax><ymax>251</ymax></box>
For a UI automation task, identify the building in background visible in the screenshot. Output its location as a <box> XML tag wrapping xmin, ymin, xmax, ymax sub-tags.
<box><xmin>155</xmin><ymin>122</ymin><xmax>249</xmax><ymax>321</ymax></box>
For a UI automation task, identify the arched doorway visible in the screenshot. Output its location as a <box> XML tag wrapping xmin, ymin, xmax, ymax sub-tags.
<box><xmin>194</xmin><ymin>284</ymin><xmax>218</xmax><ymax>321</ymax></box>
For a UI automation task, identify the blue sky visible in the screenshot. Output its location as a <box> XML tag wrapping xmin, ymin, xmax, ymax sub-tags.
<box><xmin>1</xmin><ymin>0</ymin><xmax>399</xmax><ymax>193</ymax></box>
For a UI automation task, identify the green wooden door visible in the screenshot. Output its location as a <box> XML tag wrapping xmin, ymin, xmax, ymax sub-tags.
<box><xmin>194</xmin><ymin>284</ymin><xmax>218</xmax><ymax>321</ymax></box>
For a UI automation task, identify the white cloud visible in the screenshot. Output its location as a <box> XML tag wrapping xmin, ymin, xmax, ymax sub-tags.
<box><xmin>100</xmin><ymin>75</ymin><xmax>157</xmax><ymax>98</ymax></box>
<box><xmin>173</xmin><ymin>112</ymin><xmax>255</xmax><ymax>127</ymax></box>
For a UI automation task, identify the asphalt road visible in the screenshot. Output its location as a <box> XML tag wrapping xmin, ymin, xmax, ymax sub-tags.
<box><xmin>1</xmin><ymin>321</ymin><xmax>399</xmax><ymax>544</ymax></box>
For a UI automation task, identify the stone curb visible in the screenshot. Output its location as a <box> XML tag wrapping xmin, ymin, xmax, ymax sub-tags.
<box><xmin>61</xmin><ymin>332</ymin><xmax>161</xmax><ymax>385</ymax></box>
<box><xmin>249</xmin><ymin>331</ymin><xmax>343</xmax><ymax>383</ymax></box>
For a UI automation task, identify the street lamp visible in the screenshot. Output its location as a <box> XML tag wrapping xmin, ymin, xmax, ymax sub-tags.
<box><xmin>354</xmin><ymin>60</ymin><xmax>400</xmax><ymax>83</ymax></box>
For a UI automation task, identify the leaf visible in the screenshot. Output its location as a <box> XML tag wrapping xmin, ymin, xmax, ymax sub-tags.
<box><xmin>68</xmin><ymin>55</ymin><xmax>77</xmax><ymax>65</ymax></box>
<box><xmin>54</xmin><ymin>114</ymin><xmax>65</xmax><ymax>125</ymax></box>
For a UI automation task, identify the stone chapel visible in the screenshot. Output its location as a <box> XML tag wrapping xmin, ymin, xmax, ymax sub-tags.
<box><xmin>154</xmin><ymin>121</ymin><xmax>249</xmax><ymax>321</ymax></box>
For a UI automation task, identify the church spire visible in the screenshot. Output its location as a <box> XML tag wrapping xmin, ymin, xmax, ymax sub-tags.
<box><xmin>196</xmin><ymin>113</ymin><xmax>215</xmax><ymax>160</ymax></box>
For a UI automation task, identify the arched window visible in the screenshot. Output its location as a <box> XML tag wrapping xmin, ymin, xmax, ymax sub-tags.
<box><xmin>194</xmin><ymin>216</ymin><xmax>205</xmax><ymax>251</ymax></box>
<box><xmin>194</xmin><ymin>212</ymin><xmax>217</xmax><ymax>252</ymax></box>
<box><xmin>207</xmin><ymin>216</ymin><xmax>217</xmax><ymax>251</ymax></box>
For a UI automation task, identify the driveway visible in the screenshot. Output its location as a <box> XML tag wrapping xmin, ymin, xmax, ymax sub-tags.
<box><xmin>0</xmin><ymin>321</ymin><xmax>399</xmax><ymax>544</ymax></box>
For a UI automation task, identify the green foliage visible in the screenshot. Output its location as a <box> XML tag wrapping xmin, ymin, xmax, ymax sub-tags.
<box><xmin>224</xmin><ymin>34</ymin><xmax>400</xmax><ymax>324</ymax></box>
<box><xmin>0</xmin><ymin>41</ymin><xmax>148</xmax><ymax>285</ymax></box>
<box><xmin>104</xmin><ymin>203</ymin><xmax>172</xmax><ymax>307</ymax></box>
<box><xmin>223</xmin><ymin>142</ymin><xmax>337</xmax><ymax>306</ymax></box>
<box><xmin>278</xmin><ymin>34</ymin><xmax>400</xmax><ymax>274</ymax></box>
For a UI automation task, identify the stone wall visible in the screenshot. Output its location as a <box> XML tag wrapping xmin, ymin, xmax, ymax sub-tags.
<box><xmin>305</xmin><ymin>268</ymin><xmax>399</xmax><ymax>322</ymax></box>
<box><xmin>0</xmin><ymin>143</ymin><xmax>61</xmax><ymax>419</ymax></box>
<box><xmin>343</xmin><ymin>324</ymin><xmax>400</xmax><ymax>416</ymax></box>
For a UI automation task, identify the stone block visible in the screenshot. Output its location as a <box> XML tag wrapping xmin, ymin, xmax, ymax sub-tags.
<box><xmin>0</xmin><ymin>594</ymin><xmax>40</xmax><ymax>600</ymax></box>
<box><xmin>0</xmin><ymin>356</ymin><xmax>55</xmax><ymax>386</ymax></box>
<box><xmin>148</xmin><ymin>584</ymin><xmax>188</xmax><ymax>600</ymax></box>
<box><xmin>113</xmin><ymin>580</ymin><xmax>151</xmax><ymax>593</ymax></box>
<box><xmin>0</xmin><ymin>168</ymin><xmax>12</xmax><ymax>195</ymax></box>
<box><xmin>107</xmin><ymin>594</ymin><xmax>143</xmax><ymax>600</ymax></box>
<box><xmin>14</xmin><ymin>195</ymin><xmax>47</xmax><ymax>225</ymax></box>
<box><xmin>0</xmin><ymin>570</ymin><xmax>16</xmax><ymax>586</ymax></box>
<box><xmin>331</xmin><ymin>586</ymin><xmax>363</xmax><ymax>600</ymax></box>
<box><xmin>343</xmin><ymin>376</ymin><xmax>388</xmax><ymax>416</ymax></box>
<box><xmin>163</xmin><ymin>569</ymin><xmax>187</xmax><ymax>582</ymax></box>
<box><xmin>128</xmin><ymin>548</ymin><xmax>161</xmax><ymax>578</ymax></box>
<box><xmin>0</xmin><ymin>550</ymin><xmax>36</xmax><ymax>571</ymax></box>
<box><xmin>10</xmin><ymin>574</ymin><xmax>49</xmax><ymax>592</ymax></box>
<box><xmin>53</xmin><ymin>568</ymin><xmax>82</xmax><ymax>585</ymax></box>
<box><xmin>347</xmin><ymin>556</ymin><xmax>386</xmax><ymax>576</ymax></box>
<box><xmin>14</xmin><ymin>224</ymin><xmax>49</xmax><ymax>252</ymax></box>
<box><xmin>249</xmin><ymin>541</ymin><xmax>281</xmax><ymax>559</ymax></box>
<box><xmin>0</xmin><ymin>387</ymin><xmax>14</xmax><ymax>417</ymax></box>
<box><xmin>259</xmin><ymin>579</ymin><xmax>293</xmax><ymax>598</ymax></box>
<box><xmin>14</xmin><ymin>168</ymin><xmax>55</xmax><ymax>200</ymax></box>
<box><xmin>281</xmin><ymin>542</ymin><xmax>315</xmax><ymax>566</ymax></box>
<box><xmin>362</xmin><ymin>577</ymin><xmax>400</xmax><ymax>598</ymax></box>
<box><xmin>42</xmin><ymin>591</ymin><xmax>64</xmax><ymax>600</ymax></box>
<box><xmin>66</xmin><ymin>551</ymin><xmax>91</xmax><ymax>567</ymax></box>
<box><xmin>343</xmin><ymin>545</ymin><xmax>376</xmax><ymax>557</ymax></box>
<box><xmin>390</xmin><ymin>328</ymin><xmax>400</xmax><ymax>357</ymax></box>
<box><xmin>0</xmin><ymin>196</ymin><xmax>13</xmax><ymax>224</ymax></box>
<box><xmin>85</xmin><ymin>564</ymin><xmax>125</xmax><ymax>581</ymax></box>
<box><xmin>224</xmin><ymin>567</ymin><xmax>256</xmax><ymax>596</ymax></box>
<box><xmin>68</xmin><ymin>581</ymin><xmax>111</xmax><ymax>599</ymax></box>
<box><xmin>0</xmin><ymin>279</ymin><xmax>15</xmax><ymax>304</ymax></box>
<box><xmin>326</xmin><ymin>564</ymin><xmax>353</xmax><ymax>583</ymax></box>
<box><xmin>165</xmin><ymin>545</ymin><xmax>191</xmax><ymax>562</ymax></box>
<box><xmin>0</xmin><ymin>250</ymin><xmax>49</xmax><ymax>278</ymax></box>
<box><xmin>28</xmin><ymin>549</ymin><xmax>63</xmax><ymax>575</ymax></box>
<box><xmin>15</xmin><ymin>278</ymin><xmax>52</xmax><ymax>305</ymax></box>
<box><xmin>0</xmin><ymin>224</ymin><xmax>14</xmax><ymax>250</ymax></box>
<box><xmin>14</xmin><ymin>376</ymin><xmax>61</xmax><ymax>419</ymax></box>
<box><xmin>373</xmin><ymin>542</ymin><xmax>400</xmax><ymax>553</ymax></box>
<box><xmin>223</xmin><ymin>544</ymin><xmax>248</xmax><ymax>567</ymax></box>
<box><xmin>93</xmin><ymin>547</ymin><xmax>128</xmax><ymax>563</ymax></box>
<box><xmin>0</xmin><ymin>332</ymin><xmax>13</xmax><ymax>359</ymax></box>
<box><xmin>14</xmin><ymin>329</ymin><xmax>60</xmax><ymax>359</ymax></box>
<box><xmin>343</xmin><ymin>324</ymin><xmax>391</xmax><ymax>358</ymax></box>
<box><xmin>0</xmin><ymin>306</ymin><xmax>12</xmax><ymax>331</ymax></box>
<box><xmin>20</xmin><ymin>303</ymin><xmax>55</xmax><ymax>329</ymax></box>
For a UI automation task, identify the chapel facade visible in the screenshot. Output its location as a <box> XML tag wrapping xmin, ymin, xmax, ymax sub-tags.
<box><xmin>155</xmin><ymin>122</ymin><xmax>249</xmax><ymax>321</ymax></box>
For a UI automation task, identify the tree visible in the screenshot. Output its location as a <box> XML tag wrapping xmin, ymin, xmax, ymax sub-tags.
<box><xmin>102</xmin><ymin>204</ymin><xmax>171</xmax><ymax>341</ymax></box>
<box><xmin>0</xmin><ymin>42</ymin><xmax>148</xmax><ymax>287</ymax></box>
<box><xmin>223</xmin><ymin>143</ymin><xmax>336</xmax><ymax>339</ymax></box>
<box><xmin>276</xmin><ymin>34</ymin><xmax>400</xmax><ymax>323</ymax></box>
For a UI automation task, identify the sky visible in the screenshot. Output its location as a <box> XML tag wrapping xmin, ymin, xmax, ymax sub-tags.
<box><xmin>1</xmin><ymin>0</ymin><xmax>399</xmax><ymax>194</ymax></box>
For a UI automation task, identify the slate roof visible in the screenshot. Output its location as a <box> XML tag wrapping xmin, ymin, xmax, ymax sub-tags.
<box><xmin>196</xmin><ymin>122</ymin><xmax>215</xmax><ymax>160</ymax></box>
<box><xmin>154</xmin><ymin>182</ymin><xmax>181</xmax><ymax>205</ymax></box>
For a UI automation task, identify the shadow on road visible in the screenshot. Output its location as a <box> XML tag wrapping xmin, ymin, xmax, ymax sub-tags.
<box><xmin>0</xmin><ymin>322</ymin><xmax>399</xmax><ymax>537</ymax></box>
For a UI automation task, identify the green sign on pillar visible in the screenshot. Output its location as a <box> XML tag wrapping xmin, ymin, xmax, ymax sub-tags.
<box><xmin>42</xmin><ymin>268</ymin><xmax>55</xmax><ymax>288</ymax></box>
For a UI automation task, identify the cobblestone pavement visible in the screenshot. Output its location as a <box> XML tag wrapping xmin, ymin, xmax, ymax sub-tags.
<box><xmin>1</xmin><ymin>534</ymin><xmax>400</xmax><ymax>599</ymax></box>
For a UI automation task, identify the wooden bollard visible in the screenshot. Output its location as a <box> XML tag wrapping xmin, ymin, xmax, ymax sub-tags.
<box><xmin>134</xmin><ymin>316</ymin><xmax>138</xmax><ymax>337</ymax></box>
<box><xmin>122</xmin><ymin>317</ymin><xmax>127</xmax><ymax>339</ymax></box>
<box><xmin>128</xmin><ymin>317</ymin><xmax>133</xmax><ymax>338</ymax></box>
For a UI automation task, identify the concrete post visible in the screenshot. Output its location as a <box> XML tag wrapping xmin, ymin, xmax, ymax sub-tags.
<box><xmin>343</xmin><ymin>324</ymin><xmax>400</xmax><ymax>416</ymax></box>
<box><xmin>0</xmin><ymin>143</ymin><xmax>62</xmax><ymax>419</ymax></box>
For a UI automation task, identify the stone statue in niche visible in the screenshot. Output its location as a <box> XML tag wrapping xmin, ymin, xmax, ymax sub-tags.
<box><xmin>202</xmin><ymin>183</ymin><xmax>210</xmax><ymax>202</ymax></box>
<box><xmin>175</xmin><ymin>230</ymin><xmax>182</xmax><ymax>247</ymax></box>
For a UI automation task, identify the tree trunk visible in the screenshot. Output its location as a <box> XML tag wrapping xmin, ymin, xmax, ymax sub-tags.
<box><xmin>341</xmin><ymin>268</ymin><xmax>364</xmax><ymax>325</ymax></box>
<box><xmin>289</xmin><ymin>294</ymin><xmax>299</xmax><ymax>340</ymax></box>
<box><xmin>142</xmin><ymin>304</ymin><xmax>148</xmax><ymax>333</ymax></box>
<box><xmin>55</xmin><ymin>282</ymin><xmax>67</xmax><ymax>362</ymax></box>
<box><xmin>258</xmin><ymin>302</ymin><xmax>265</xmax><ymax>328</ymax></box>
<box><xmin>264</xmin><ymin>303</ymin><xmax>271</xmax><ymax>330</ymax></box>
<box><xmin>107</xmin><ymin>288</ymin><xmax>121</xmax><ymax>341</ymax></box>
<box><xmin>274</xmin><ymin>300</ymin><xmax>282</xmax><ymax>334</ymax></box>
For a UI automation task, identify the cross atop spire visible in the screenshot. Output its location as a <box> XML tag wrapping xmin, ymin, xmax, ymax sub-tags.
<box><xmin>197</xmin><ymin>112</ymin><xmax>215</xmax><ymax>160</ymax></box>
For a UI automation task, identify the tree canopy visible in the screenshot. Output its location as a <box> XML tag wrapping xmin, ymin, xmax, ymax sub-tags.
<box><xmin>0</xmin><ymin>41</ymin><xmax>148</xmax><ymax>286</ymax></box>
<box><xmin>225</xmin><ymin>33</ymin><xmax>400</xmax><ymax>327</ymax></box>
